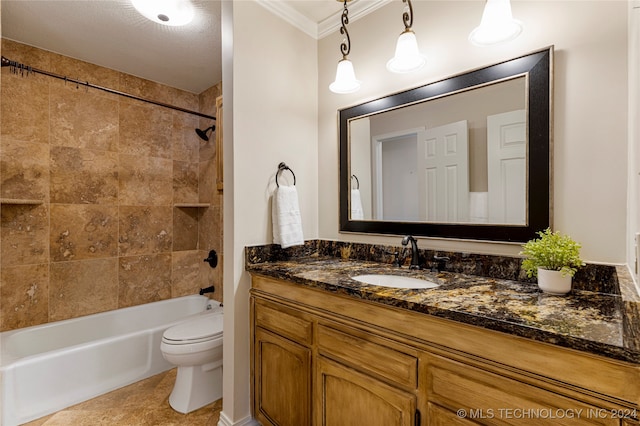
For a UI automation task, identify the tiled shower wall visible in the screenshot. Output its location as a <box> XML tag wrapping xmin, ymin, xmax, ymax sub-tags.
<box><xmin>0</xmin><ymin>39</ymin><xmax>223</xmax><ymax>332</ymax></box>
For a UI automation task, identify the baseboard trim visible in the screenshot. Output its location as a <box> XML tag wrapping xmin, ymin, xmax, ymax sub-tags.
<box><xmin>218</xmin><ymin>411</ymin><xmax>260</xmax><ymax>426</ymax></box>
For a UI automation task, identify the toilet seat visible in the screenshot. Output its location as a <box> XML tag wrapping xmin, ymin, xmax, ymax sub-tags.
<box><xmin>162</xmin><ymin>312</ymin><xmax>223</xmax><ymax>345</ymax></box>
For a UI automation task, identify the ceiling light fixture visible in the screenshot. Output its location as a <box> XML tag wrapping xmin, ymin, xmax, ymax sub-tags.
<box><xmin>387</xmin><ymin>0</ymin><xmax>425</xmax><ymax>74</ymax></box>
<box><xmin>131</xmin><ymin>0</ymin><xmax>195</xmax><ymax>27</ymax></box>
<box><xmin>329</xmin><ymin>0</ymin><xmax>361</xmax><ymax>94</ymax></box>
<box><xmin>469</xmin><ymin>0</ymin><xmax>522</xmax><ymax>46</ymax></box>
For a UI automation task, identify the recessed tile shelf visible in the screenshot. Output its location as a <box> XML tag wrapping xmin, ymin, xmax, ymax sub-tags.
<box><xmin>173</xmin><ymin>203</ymin><xmax>211</xmax><ymax>208</ymax></box>
<box><xmin>0</xmin><ymin>198</ymin><xmax>44</xmax><ymax>205</ymax></box>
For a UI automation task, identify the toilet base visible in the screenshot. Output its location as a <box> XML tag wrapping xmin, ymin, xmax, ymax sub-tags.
<box><xmin>169</xmin><ymin>361</ymin><xmax>223</xmax><ymax>414</ymax></box>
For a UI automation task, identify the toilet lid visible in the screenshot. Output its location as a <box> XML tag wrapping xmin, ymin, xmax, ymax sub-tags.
<box><xmin>163</xmin><ymin>312</ymin><xmax>223</xmax><ymax>343</ymax></box>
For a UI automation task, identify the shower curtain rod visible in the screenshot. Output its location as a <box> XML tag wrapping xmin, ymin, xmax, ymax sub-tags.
<box><xmin>1</xmin><ymin>56</ymin><xmax>216</xmax><ymax>121</ymax></box>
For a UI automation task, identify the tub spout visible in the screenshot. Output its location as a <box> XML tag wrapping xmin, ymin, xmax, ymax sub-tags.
<box><xmin>199</xmin><ymin>286</ymin><xmax>215</xmax><ymax>295</ymax></box>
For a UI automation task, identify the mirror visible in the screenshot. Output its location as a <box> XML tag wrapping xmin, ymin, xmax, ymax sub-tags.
<box><xmin>340</xmin><ymin>47</ymin><xmax>552</xmax><ymax>242</ymax></box>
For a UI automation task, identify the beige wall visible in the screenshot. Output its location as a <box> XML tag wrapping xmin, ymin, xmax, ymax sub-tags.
<box><xmin>318</xmin><ymin>0</ymin><xmax>628</xmax><ymax>263</ymax></box>
<box><xmin>629</xmin><ymin>1</ymin><xmax>640</xmax><ymax>281</ymax></box>
<box><xmin>221</xmin><ymin>1</ymin><xmax>318</xmax><ymax>424</ymax></box>
<box><xmin>0</xmin><ymin>40</ymin><xmax>223</xmax><ymax>332</ymax></box>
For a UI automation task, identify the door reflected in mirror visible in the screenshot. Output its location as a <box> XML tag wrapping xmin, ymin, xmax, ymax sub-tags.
<box><xmin>350</xmin><ymin>76</ymin><xmax>526</xmax><ymax>225</ymax></box>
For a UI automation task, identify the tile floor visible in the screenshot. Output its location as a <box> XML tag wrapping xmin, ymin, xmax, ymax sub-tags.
<box><xmin>23</xmin><ymin>369</ymin><xmax>222</xmax><ymax>426</ymax></box>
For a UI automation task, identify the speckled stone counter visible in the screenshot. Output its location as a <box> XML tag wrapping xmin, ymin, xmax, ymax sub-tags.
<box><xmin>246</xmin><ymin>241</ymin><xmax>640</xmax><ymax>364</ymax></box>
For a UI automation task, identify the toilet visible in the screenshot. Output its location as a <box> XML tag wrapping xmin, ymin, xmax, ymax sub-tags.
<box><xmin>160</xmin><ymin>307</ymin><xmax>223</xmax><ymax>414</ymax></box>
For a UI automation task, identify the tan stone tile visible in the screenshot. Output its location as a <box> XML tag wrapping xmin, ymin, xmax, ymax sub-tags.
<box><xmin>198</xmin><ymin>83</ymin><xmax>221</xmax><ymax>117</ymax></box>
<box><xmin>50</xmin><ymin>146</ymin><xmax>118</xmax><ymax>204</ymax></box>
<box><xmin>119</xmin><ymin>154</ymin><xmax>173</xmax><ymax>206</ymax></box>
<box><xmin>198</xmin><ymin>128</ymin><xmax>216</xmax><ymax>163</ymax></box>
<box><xmin>1</xmin><ymin>39</ymin><xmax>52</xmax><ymax>79</ymax></box>
<box><xmin>0</xmin><ymin>137</ymin><xmax>49</xmax><ymax>201</ymax></box>
<box><xmin>1</xmin><ymin>69</ymin><xmax>50</xmax><ymax>144</ymax></box>
<box><xmin>171</xmin><ymin>251</ymin><xmax>202</xmax><ymax>297</ymax></box>
<box><xmin>23</xmin><ymin>370</ymin><xmax>222</xmax><ymax>425</ymax></box>
<box><xmin>75</xmin><ymin>371</ymin><xmax>166</xmax><ymax>412</ymax></box>
<box><xmin>172</xmin><ymin>207</ymin><xmax>199</xmax><ymax>251</ymax></box>
<box><xmin>119</xmin><ymin>101</ymin><xmax>173</xmax><ymax>159</ymax></box>
<box><xmin>119</xmin><ymin>73</ymin><xmax>172</xmax><ymax>105</ymax></box>
<box><xmin>49</xmin><ymin>258</ymin><xmax>118</xmax><ymax>321</ymax></box>
<box><xmin>118</xmin><ymin>206</ymin><xmax>172</xmax><ymax>256</ymax></box>
<box><xmin>173</xmin><ymin>160</ymin><xmax>199</xmax><ymax>205</ymax></box>
<box><xmin>0</xmin><ymin>263</ymin><xmax>49</xmax><ymax>331</ymax></box>
<box><xmin>173</xmin><ymin>112</ymin><xmax>200</xmax><ymax>162</ymax></box>
<box><xmin>32</xmin><ymin>409</ymin><xmax>128</xmax><ymax>426</ymax></box>
<box><xmin>198</xmin><ymin>159</ymin><xmax>218</xmax><ymax>204</ymax></box>
<box><xmin>171</xmin><ymin>87</ymin><xmax>199</xmax><ymax>111</ymax></box>
<box><xmin>0</xmin><ymin>203</ymin><xmax>49</xmax><ymax>266</ymax></box>
<box><xmin>118</xmin><ymin>253</ymin><xmax>171</xmax><ymax>308</ymax></box>
<box><xmin>199</xmin><ymin>250</ymin><xmax>222</xmax><ymax>303</ymax></box>
<box><xmin>49</xmin><ymin>52</ymin><xmax>120</xmax><ymax>94</ymax></box>
<box><xmin>50</xmin><ymin>204</ymin><xmax>118</xmax><ymax>261</ymax></box>
<box><xmin>21</xmin><ymin>413</ymin><xmax>54</xmax><ymax>426</ymax></box>
<box><xmin>198</xmin><ymin>206</ymin><xmax>222</xmax><ymax>251</ymax></box>
<box><xmin>49</xmin><ymin>83</ymin><xmax>119</xmax><ymax>151</ymax></box>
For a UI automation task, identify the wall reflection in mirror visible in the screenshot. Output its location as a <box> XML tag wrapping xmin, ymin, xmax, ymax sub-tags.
<box><xmin>350</xmin><ymin>76</ymin><xmax>526</xmax><ymax>225</ymax></box>
<box><xmin>340</xmin><ymin>47</ymin><xmax>552</xmax><ymax>242</ymax></box>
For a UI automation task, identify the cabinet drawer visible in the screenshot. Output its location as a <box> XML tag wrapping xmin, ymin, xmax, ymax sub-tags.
<box><xmin>427</xmin><ymin>402</ymin><xmax>480</xmax><ymax>426</ymax></box>
<box><xmin>426</xmin><ymin>354</ymin><xmax>618</xmax><ymax>426</ymax></box>
<box><xmin>318</xmin><ymin>324</ymin><xmax>418</xmax><ymax>388</ymax></box>
<box><xmin>255</xmin><ymin>300</ymin><xmax>313</xmax><ymax>346</ymax></box>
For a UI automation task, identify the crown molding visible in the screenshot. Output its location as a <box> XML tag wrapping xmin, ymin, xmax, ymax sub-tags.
<box><xmin>256</xmin><ymin>0</ymin><xmax>319</xmax><ymax>38</ymax></box>
<box><xmin>318</xmin><ymin>0</ymin><xmax>392</xmax><ymax>39</ymax></box>
<box><xmin>256</xmin><ymin>0</ymin><xmax>391</xmax><ymax>40</ymax></box>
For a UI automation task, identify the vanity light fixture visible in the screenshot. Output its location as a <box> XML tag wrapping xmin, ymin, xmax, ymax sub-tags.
<box><xmin>469</xmin><ymin>0</ymin><xmax>522</xmax><ymax>46</ymax></box>
<box><xmin>387</xmin><ymin>0</ymin><xmax>425</xmax><ymax>73</ymax></box>
<box><xmin>329</xmin><ymin>0</ymin><xmax>361</xmax><ymax>94</ymax></box>
<box><xmin>131</xmin><ymin>0</ymin><xmax>195</xmax><ymax>27</ymax></box>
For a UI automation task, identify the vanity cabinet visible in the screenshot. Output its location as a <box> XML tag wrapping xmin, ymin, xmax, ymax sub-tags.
<box><xmin>316</xmin><ymin>356</ymin><xmax>417</xmax><ymax>426</ymax></box>
<box><xmin>250</xmin><ymin>275</ymin><xmax>640</xmax><ymax>426</ymax></box>
<box><xmin>253</xmin><ymin>300</ymin><xmax>312</xmax><ymax>426</ymax></box>
<box><xmin>315</xmin><ymin>324</ymin><xmax>420</xmax><ymax>426</ymax></box>
<box><xmin>426</xmin><ymin>353</ymin><xmax>620</xmax><ymax>426</ymax></box>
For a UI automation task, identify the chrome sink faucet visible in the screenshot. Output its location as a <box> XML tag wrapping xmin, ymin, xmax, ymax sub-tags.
<box><xmin>401</xmin><ymin>235</ymin><xmax>421</xmax><ymax>270</ymax></box>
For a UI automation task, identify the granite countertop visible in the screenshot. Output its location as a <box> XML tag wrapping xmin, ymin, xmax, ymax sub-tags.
<box><xmin>247</xmin><ymin>255</ymin><xmax>640</xmax><ymax>364</ymax></box>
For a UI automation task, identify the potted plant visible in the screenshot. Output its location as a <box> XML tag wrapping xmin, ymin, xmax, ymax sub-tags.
<box><xmin>520</xmin><ymin>228</ymin><xmax>585</xmax><ymax>295</ymax></box>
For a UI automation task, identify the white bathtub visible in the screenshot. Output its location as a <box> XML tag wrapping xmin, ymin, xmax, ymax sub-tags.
<box><xmin>0</xmin><ymin>295</ymin><xmax>220</xmax><ymax>426</ymax></box>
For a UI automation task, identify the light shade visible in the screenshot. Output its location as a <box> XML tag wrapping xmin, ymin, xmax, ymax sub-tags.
<box><xmin>131</xmin><ymin>0</ymin><xmax>195</xmax><ymax>27</ymax></box>
<box><xmin>387</xmin><ymin>29</ymin><xmax>425</xmax><ymax>73</ymax></box>
<box><xmin>469</xmin><ymin>0</ymin><xmax>522</xmax><ymax>46</ymax></box>
<box><xmin>330</xmin><ymin>59</ymin><xmax>361</xmax><ymax>94</ymax></box>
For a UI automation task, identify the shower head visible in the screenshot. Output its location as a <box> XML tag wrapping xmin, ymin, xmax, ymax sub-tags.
<box><xmin>195</xmin><ymin>125</ymin><xmax>215</xmax><ymax>141</ymax></box>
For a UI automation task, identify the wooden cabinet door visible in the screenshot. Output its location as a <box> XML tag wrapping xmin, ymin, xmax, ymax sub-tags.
<box><xmin>254</xmin><ymin>327</ymin><xmax>311</xmax><ymax>426</ymax></box>
<box><xmin>316</xmin><ymin>356</ymin><xmax>417</xmax><ymax>426</ymax></box>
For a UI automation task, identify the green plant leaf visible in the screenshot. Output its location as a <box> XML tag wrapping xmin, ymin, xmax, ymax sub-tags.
<box><xmin>519</xmin><ymin>228</ymin><xmax>584</xmax><ymax>278</ymax></box>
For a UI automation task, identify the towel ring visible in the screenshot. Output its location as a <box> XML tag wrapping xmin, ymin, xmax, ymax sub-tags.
<box><xmin>276</xmin><ymin>162</ymin><xmax>296</xmax><ymax>187</ymax></box>
<box><xmin>351</xmin><ymin>174</ymin><xmax>359</xmax><ymax>190</ymax></box>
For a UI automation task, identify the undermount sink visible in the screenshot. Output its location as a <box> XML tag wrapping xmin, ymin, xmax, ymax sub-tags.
<box><xmin>352</xmin><ymin>274</ymin><xmax>440</xmax><ymax>289</ymax></box>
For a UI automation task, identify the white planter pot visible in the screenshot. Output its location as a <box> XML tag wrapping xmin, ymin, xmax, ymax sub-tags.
<box><xmin>537</xmin><ymin>268</ymin><xmax>572</xmax><ymax>295</ymax></box>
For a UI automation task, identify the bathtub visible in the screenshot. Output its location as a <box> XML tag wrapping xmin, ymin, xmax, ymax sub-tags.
<box><xmin>0</xmin><ymin>295</ymin><xmax>221</xmax><ymax>426</ymax></box>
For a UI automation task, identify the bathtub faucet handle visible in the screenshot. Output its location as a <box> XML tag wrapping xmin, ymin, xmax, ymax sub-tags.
<box><xmin>199</xmin><ymin>286</ymin><xmax>215</xmax><ymax>295</ymax></box>
<box><xmin>203</xmin><ymin>250</ymin><xmax>218</xmax><ymax>268</ymax></box>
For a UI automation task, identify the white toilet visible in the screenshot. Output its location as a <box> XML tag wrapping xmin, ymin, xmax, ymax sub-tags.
<box><xmin>160</xmin><ymin>306</ymin><xmax>223</xmax><ymax>414</ymax></box>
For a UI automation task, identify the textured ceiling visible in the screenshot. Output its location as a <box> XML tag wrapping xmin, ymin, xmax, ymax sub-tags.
<box><xmin>1</xmin><ymin>0</ymin><xmax>386</xmax><ymax>93</ymax></box>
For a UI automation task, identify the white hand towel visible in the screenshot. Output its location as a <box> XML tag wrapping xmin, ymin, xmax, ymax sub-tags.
<box><xmin>272</xmin><ymin>185</ymin><xmax>304</xmax><ymax>248</ymax></box>
<box><xmin>351</xmin><ymin>189</ymin><xmax>364</xmax><ymax>220</ymax></box>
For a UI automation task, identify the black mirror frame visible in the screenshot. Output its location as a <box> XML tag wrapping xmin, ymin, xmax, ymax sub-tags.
<box><xmin>339</xmin><ymin>47</ymin><xmax>552</xmax><ymax>243</ymax></box>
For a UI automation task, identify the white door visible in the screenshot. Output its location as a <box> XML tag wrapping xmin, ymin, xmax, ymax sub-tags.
<box><xmin>417</xmin><ymin>121</ymin><xmax>469</xmax><ymax>222</ymax></box>
<box><xmin>380</xmin><ymin>135</ymin><xmax>419</xmax><ymax>221</ymax></box>
<box><xmin>371</xmin><ymin>128</ymin><xmax>424</xmax><ymax>221</ymax></box>
<box><xmin>487</xmin><ymin>110</ymin><xmax>527</xmax><ymax>224</ymax></box>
